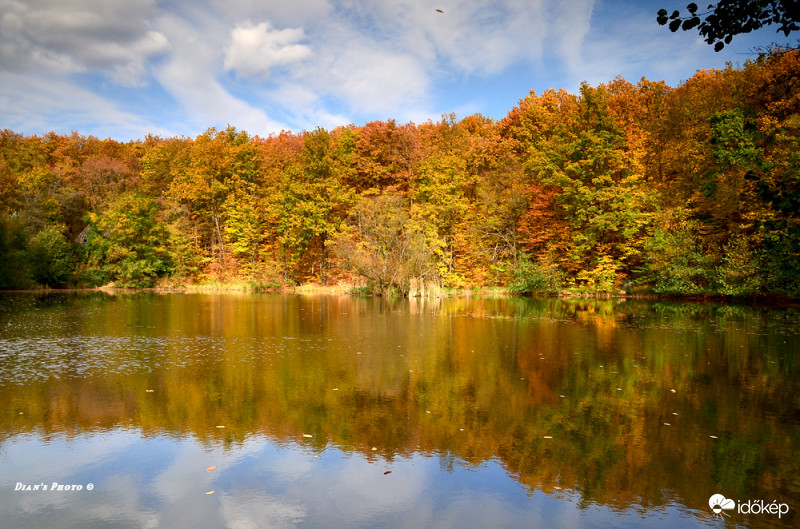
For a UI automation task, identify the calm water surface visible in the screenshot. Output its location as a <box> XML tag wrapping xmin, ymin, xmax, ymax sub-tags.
<box><xmin>0</xmin><ymin>293</ymin><xmax>798</xmax><ymax>528</ymax></box>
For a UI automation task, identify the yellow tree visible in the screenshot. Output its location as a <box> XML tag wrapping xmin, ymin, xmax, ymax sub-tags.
<box><xmin>167</xmin><ymin>127</ymin><xmax>263</xmax><ymax>279</ymax></box>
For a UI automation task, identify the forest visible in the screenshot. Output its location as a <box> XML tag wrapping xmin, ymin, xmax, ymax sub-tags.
<box><xmin>0</xmin><ymin>49</ymin><xmax>798</xmax><ymax>297</ymax></box>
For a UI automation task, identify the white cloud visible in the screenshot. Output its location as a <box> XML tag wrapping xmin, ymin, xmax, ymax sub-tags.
<box><xmin>319</xmin><ymin>40</ymin><xmax>430</xmax><ymax>115</ymax></box>
<box><xmin>0</xmin><ymin>70</ymin><xmax>171</xmax><ymax>138</ymax></box>
<box><xmin>221</xmin><ymin>492</ymin><xmax>306</xmax><ymax>529</ymax></box>
<box><xmin>153</xmin><ymin>12</ymin><xmax>290</xmax><ymax>135</ymax></box>
<box><xmin>208</xmin><ymin>0</ymin><xmax>333</xmax><ymax>28</ymax></box>
<box><xmin>0</xmin><ymin>0</ymin><xmax>169</xmax><ymax>86</ymax></box>
<box><xmin>262</xmin><ymin>83</ymin><xmax>352</xmax><ymax>131</ymax></box>
<box><xmin>545</xmin><ymin>0</ymin><xmax>594</xmax><ymax>73</ymax></box>
<box><xmin>322</xmin><ymin>0</ymin><xmax>554</xmax><ymax>76</ymax></box>
<box><xmin>224</xmin><ymin>21</ymin><xmax>312</xmax><ymax>78</ymax></box>
<box><xmin>266</xmin><ymin>0</ymin><xmax>592</xmax><ymax>125</ymax></box>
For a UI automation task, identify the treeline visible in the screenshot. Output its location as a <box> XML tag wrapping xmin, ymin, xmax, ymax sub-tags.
<box><xmin>1</xmin><ymin>50</ymin><xmax>798</xmax><ymax>296</ymax></box>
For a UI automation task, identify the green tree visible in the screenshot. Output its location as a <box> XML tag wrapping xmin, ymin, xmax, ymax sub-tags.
<box><xmin>267</xmin><ymin>163</ymin><xmax>308</xmax><ymax>283</ymax></box>
<box><xmin>298</xmin><ymin>127</ymin><xmax>356</xmax><ymax>284</ymax></box>
<box><xmin>266</xmin><ymin>128</ymin><xmax>356</xmax><ymax>284</ymax></box>
<box><xmin>509</xmin><ymin>252</ymin><xmax>563</xmax><ymax>294</ymax></box>
<box><xmin>715</xmin><ymin>234</ymin><xmax>763</xmax><ymax>295</ymax></box>
<box><xmin>639</xmin><ymin>209</ymin><xmax>714</xmax><ymax>294</ymax></box>
<box><xmin>521</xmin><ymin>84</ymin><xmax>655</xmax><ymax>290</ymax></box>
<box><xmin>86</xmin><ymin>193</ymin><xmax>172</xmax><ymax>287</ymax></box>
<box><xmin>0</xmin><ymin>215</ymin><xmax>31</xmax><ymax>288</ymax></box>
<box><xmin>163</xmin><ymin>204</ymin><xmax>208</xmax><ymax>280</ymax></box>
<box><xmin>224</xmin><ymin>181</ymin><xmax>265</xmax><ymax>277</ymax></box>
<box><xmin>28</xmin><ymin>225</ymin><xmax>74</xmax><ymax>287</ymax></box>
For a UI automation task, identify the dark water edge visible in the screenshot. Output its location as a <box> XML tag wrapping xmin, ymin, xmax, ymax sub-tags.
<box><xmin>1</xmin><ymin>292</ymin><xmax>798</xmax><ymax>528</ymax></box>
<box><xmin>3</xmin><ymin>284</ymin><xmax>800</xmax><ymax>303</ymax></box>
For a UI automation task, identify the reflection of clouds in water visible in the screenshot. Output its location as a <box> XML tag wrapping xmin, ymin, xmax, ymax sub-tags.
<box><xmin>289</xmin><ymin>453</ymin><xmax>427</xmax><ymax>524</ymax></box>
<box><xmin>149</xmin><ymin>434</ymin><xmax>270</xmax><ymax>500</ymax></box>
<box><xmin>147</xmin><ymin>443</ymin><xmax>225</xmax><ymax>527</ymax></box>
<box><xmin>0</xmin><ymin>431</ymin><xmax>144</xmax><ymax>522</ymax></box>
<box><xmin>146</xmin><ymin>437</ymin><xmax>312</xmax><ymax>527</ymax></box>
<box><xmin>67</xmin><ymin>473</ymin><xmax>160</xmax><ymax>529</ymax></box>
<box><xmin>221</xmin><ymin>491</ymin><xmax>305</xmax><ymax>529</ymax></box>
<box><xmin>427</xmin><ymin>492</ymin><xmax>546</xmax><ymax>528</ymax></box>
<box><xmin>150</xmin><ymin>441</ymin><xmax>217</xmax><ymax>503</ymax></box>
<box><xmin>264</xmin><ymin>446</ymin><xmax>314</xmax><ymax>482</ymax></box>
<box><xmin>0</xmin><ymin>432</ymin><xmax>711</xmax><ymax>528</ymax></box>
<box><xmin>554</xmin><ymin>498</ymin><xmax>583</xmax><ymax>529</ymax></box>
<box><xmin>1</xmin><ymin>473</ymin><xmax>161</xmax><ymax>529</ymax></box>
<box><xmin>0</xmin><ymin>430</ymin><xmax>141</xmax><ymax>485</ymax></box>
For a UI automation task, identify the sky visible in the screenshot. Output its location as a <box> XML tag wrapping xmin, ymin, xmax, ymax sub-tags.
<box><xmin>0</xmin><ymin>0</ymin><xmax>795</xmax><ymax>141</ymax></box>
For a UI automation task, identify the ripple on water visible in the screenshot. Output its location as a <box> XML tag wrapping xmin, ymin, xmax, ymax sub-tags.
<box><xmin>0</xmin><ymin>333</ymin><xmax>287</xmax><ymax>384</ymax></box>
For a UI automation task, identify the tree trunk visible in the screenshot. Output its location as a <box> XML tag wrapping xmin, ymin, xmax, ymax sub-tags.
<box><xmin>212</xmin><ymin>209</ymin><xmax>226</xmax><ymax>279</ymax></box>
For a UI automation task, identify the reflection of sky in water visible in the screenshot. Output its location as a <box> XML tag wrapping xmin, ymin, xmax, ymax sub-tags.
<box><xmin>0</xmin><ymin>432</ymin><xmax>711</xmax><ymax>529</ymax></box>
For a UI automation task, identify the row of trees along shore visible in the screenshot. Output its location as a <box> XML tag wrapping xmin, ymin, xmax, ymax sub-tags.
<box><xmin>1</xmin><ymin>50</ymin><xmax>799</xmax><ymax>296</ymax></box>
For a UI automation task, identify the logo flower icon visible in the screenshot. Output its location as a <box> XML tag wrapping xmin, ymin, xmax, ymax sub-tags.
<box><xmin>709</xmin><ymin>494</ymin><xmax>736</xmax><ymax>517</ymax></box>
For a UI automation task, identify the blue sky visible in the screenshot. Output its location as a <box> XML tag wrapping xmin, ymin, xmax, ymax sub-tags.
<box><xmin>0</xmin><ymin>0</ymin><xmax>794</xmax><ymax>141</ymax></box>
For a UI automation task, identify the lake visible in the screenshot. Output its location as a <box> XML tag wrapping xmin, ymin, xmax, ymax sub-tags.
<box><xmin>0</xmin><ymin>292</ymin><xmax>798</xmax><ymax>528</ymax></box>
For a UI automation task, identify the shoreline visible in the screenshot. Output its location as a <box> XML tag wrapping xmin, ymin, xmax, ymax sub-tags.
<box><xmin>2</xmin><ymin>284</ymin><xmax>799</xmax><ymax>306</ymax></box>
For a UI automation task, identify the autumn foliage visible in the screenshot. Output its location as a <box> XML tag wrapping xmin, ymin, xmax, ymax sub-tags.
<box><xmin>1</xmin><ymin>50</ymin><xmax>799</xmax><ymax>295</ymax></box>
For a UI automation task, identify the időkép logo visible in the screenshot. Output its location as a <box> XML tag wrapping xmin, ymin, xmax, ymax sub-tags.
<box><xmin>709</xmin><ymin>493</ymin><xmax>790</xmax><ymax>520</ymax></box>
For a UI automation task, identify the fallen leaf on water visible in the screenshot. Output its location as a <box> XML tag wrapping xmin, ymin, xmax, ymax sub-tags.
<box><xmin>670</xmin><ymin>389</ymin><xmax>676</xmax><ymax>393</ymax></box>
<box><xmin>384</xmin><ymin>471</ymin><xmax>392</xmax><ymax>475</ymax></box>
<box><xmin>303</xmin><ymin>434</ymin><xmax>313</xmax><ymax>438</ymax></box>
<box><xmin>672</xmin><ymin>412</ymin><xmax>678</xmax><ymax>416</ymax></box>
<box><xmin>206</xmin><ymin>466</ymin><xmax>216</xmax><ymax>472</ymax></box>
<box><xmin>371</xmin><ymin>447</ymin><xmax>378</xmax><ymax>451</ymax></box>
<box><xmin>616</xmin><ymin>388</ymin><xmax>622</xmax><ymax>391</ymax></box>
<box><xmin>145</xmin><ymin>390</ymin><xmax>154</xmax><ymax>393</ymax></box>
<box><xmin>216</xmin><ymin>425</ymin><xmax>225</xmax><ymax>429</ymax></box>
<box><xmin>664</xmin><ymin>423</ymin><xmax>671</xmax><ymax>426</ymax></box>
<box><xmin>206</xmin><ymin>491</ymin><xmax>215</xmax><ymax>495</ymax></box>
<box><xmin>710</xmin><ymin>435</ymin><xmax>718</xmax><ymax>439</ymax></box>
<box><xmin>332</xmin><ymin>388</ymin><xmax>339</xmax><ymax>391</ymax></box>
<box><xmin>543</xmin><ymin>436</ymin><xmax>553</xmax><ymax>439</ymax></box>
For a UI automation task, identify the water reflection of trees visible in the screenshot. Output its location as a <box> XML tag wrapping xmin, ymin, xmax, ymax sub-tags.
<box><xmin>0</xmin><ymin>294</ymin><xmax>798</xmax><ymax>521</ymax></box>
